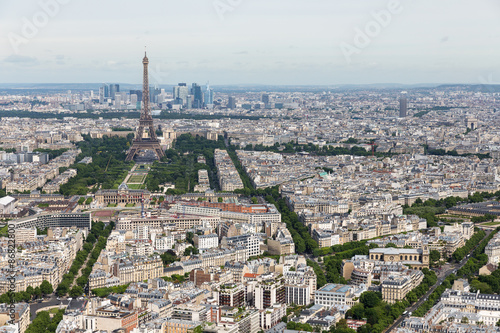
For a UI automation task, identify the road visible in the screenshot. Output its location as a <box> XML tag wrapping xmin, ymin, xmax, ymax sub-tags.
<box><xmin>385</xmin><ymin>230</ymin><xmax>491</xmax><ymax>333</ymax></box>
<box><xmin>29</xmin><ymin>295</ymin><xmax>70</xmax><ymax>320</ymax></box>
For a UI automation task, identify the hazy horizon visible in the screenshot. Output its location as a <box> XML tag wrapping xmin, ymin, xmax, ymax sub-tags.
<box><xmin>1</xmin><ymin>0</ymin><xmax>499</xmax><ymax>86</ymax></box>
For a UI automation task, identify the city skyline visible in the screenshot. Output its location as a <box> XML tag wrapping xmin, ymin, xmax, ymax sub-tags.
<box><xmin>1</xmin><ymin>0</ymin><xmax>499</xmax><ymax>85</ymax></box>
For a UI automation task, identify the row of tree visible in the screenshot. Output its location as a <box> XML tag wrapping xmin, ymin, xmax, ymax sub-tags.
<box><xmin>414</xmin><ymin>228</ymin><xmax>500</xmax><ymax>316</ymax></box>
<box><xmin>59</xmin><ymin>135</ymin><xmax>134</xmax><ymax>195</ymax></box>
<box><xmin>0</xmin><ymin>280</ymin><xmax>53</xmax><ymax>303</ymax></box>
<box><xmin>146</xmin><ymin>134</ymin><xmax>227</xmax><ymax>193</ymax></box>
<box><xmin>91</xmin><ymin>284</ymin><xmax>129</xmax><ymax>298</ymax></box>
<box><xmin>452</xmin><ymin>229</ymin><xmax>486</xmax><ymax>261</ymax></box>
<box><xmin>403</xmin><ymin>191</ymin><xmax>500</xmax><ymax>228</ymax></box>
<box><xmin>55</xmin><ymin>221</ymin><xmax>113</xmax><ymax>296</ymax></box>
<box><xmin>346</xmin><ymin>270</ymin><xmax>437</xmax><ymax>333</ymax></box>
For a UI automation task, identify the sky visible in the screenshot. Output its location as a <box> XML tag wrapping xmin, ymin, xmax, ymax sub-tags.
<box><xmin>0</xmin><ymin>0</ymin><xmax>499</xmax><ymax>85</ymax></box>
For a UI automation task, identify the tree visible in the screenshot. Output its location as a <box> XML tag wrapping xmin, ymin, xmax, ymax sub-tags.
<box><xmin>26</xmin><ymin>286</ymin><xmax>34</xmax><ymax>297</ymax></box>
<box><xmin>360</xmin><ymin>291</ymin><xmax>381</xmax><ymax>308</ymax></box>
<box><xmin>385</xmin><ymin>243</ymin><xmax>397</xmax><ymax>248</ymax></box>
<box><xmin>34</xmin><ymin>287</ymin><xmax>42</xmax><ymax>298</ymax></box>
<box><xmin>218</xmin><ymin>197</ymin><xmax>223</xmax><ymax>203</ymax></box>
<box><xmin>160</xmin><ymin>250</ymin><xmax>178</xmax><ymax>266</ymax></box>
<box><xmin>40</xmin><ymin>280</ymin><xmax>53</xmax><ymax>295</ymax></box>
<box><xmin>430</xmin><ymin>250</ymin><xmax>441</xmax><ymax>262</ymax></box>
<box><xmin>186</xmin><ymin>232</ymin><xmax>194</xmax><ymax>245</ymax></box>
<box><xmin>86</xmin><ymin>233</ymin><xmax>96</xmax><ymax>243</ymax></box>
<box><xmin>251</xmin><ymin>197</ymin><xmax>258</xmax><ymax>204</ymax></box>
<box><xmin>406</xmin><ymin>291</ymin><xmax>418</xmax><ymax>303</ymax></box>
<box><xmin>69</xmin><ymin>285</ymin><xmax>83</xmax><ymax>297</ymax></box>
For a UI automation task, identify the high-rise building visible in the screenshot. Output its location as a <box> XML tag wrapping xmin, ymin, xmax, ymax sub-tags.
<box><xmin>191</xmin><ymin>83</ymin><xmax>203</xmax><ymax>108</ymax></box>
<box><xmin>150</xmin><ymin>86</ymin><xmax>161</xmax><ymax>104</ymax></box>
<box><xmin>173</xmin><ymin>83</ymin><xmax>189</xmax><ymax>106</ymax></box>
<box><xmin>228</xmin><ymin>96</ymin><xmax>236</xmax><ymax>109</ymax></box>
<box><xmin>262</xmin><ymin>93</ymin><xmax>270</xmax><ymax>107</ymax></box>
<box><xmin>399</xmin><ymin>92</ymin><xmax>408</xmax><ymax>118</ymax></box>
<box><xmin>130</xmin><ymin>90</ymin><xmax>142</xmax><ymax>102</ymax></box>
<box><xmin>204</xmin><ymin>82</ymin><xmax>214</xmax><ymax>106</ymax></box>
<box><xmin>102</xmin><ymin>84</ymin><xmax>110</xmax><ymax>98</ymax></box>
<box><xmin>109</xmin><ymin>84</ymin><xmax>120</xmax><ymax>99</ymax></box>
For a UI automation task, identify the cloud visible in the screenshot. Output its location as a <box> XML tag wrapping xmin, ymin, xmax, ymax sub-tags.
<box><xmin>55</xmin><ymin>55</ymin><xmax>66</xmax><ymax>65</ymax></box>
<box><xmin>234</xmin><ymin>51</ymin><xmax>248</xmax><ymax>55</ymax></box>
<box><xmin>440</xmin><ymin>36</ymin><xmax>449</xmax><ymax>43</ymax></box>
<box><xmin>4</xmin><ymin>54</ymin><xmax>38</xmax><ymax>65</ymax></box>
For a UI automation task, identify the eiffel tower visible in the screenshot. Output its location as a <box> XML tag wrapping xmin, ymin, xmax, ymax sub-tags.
<box><xmin>125</xmin><ymin>52</ymin><xmax>165</xmax><ymax>162</ymax></box>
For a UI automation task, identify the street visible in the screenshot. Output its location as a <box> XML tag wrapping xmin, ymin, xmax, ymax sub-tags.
<box><xmin>385</xmin><ymin>230</ymin><xmax>491</xmax><ymax>333</ymax></box>
<box><xmin>29</xmin><ymin>295</ymin><xmax>70</xmax><ymax>320</ymax></box>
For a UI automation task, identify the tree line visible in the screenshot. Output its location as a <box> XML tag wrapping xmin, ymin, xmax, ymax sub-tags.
<box><xmin>0</xmin><ymin>280</ymin><xmax>53</xmax><ymax>303</ymax></box>
<box><xmin>56</xmin><ymin>221</ymin><xmax>114</xmax><ymax>297</ymax></box>
<box><xmin>146</xmin><ymin>134</ymin><xmax>226</xmax><ymax>193</ymax></box>
<box><xmin>414</xmin><ymin>227</ymin><xmax>499</xmax><ymax>316</ymax></box>
<box><xmin>59</xmin><ymin>135</ymin><xmax>134</xmax><ymax>195</ymax></box>
<box><xmin>403</xmin><ymin>191</ymin><xmax>500</xmax><ymax>228</ymax></box>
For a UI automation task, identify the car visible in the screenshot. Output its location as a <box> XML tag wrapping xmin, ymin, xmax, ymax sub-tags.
<box><xmin>67</xmin><ymin>297</ymin><xmax>72</xmax><ymax>301</ymax></box>
<box><xmin>56</xmin><ymin>297</ymin><xmax>60</xmax><ymax>300</ymax></box>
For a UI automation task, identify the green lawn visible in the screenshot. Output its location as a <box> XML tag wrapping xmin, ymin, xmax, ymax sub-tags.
<box><xmin>482</xmin><ymin>221</ymin><xmax>500</xmax><ymax>226</ymax></box>
<box><xmin>126</xmin><ymin>183</ymin><xmax>145</xmax><ymax>189</ymax></box>
<box><xmin>0</xmin><ymin>225</ymin><xmax>8</xmax><ymax>237</ymax></box>
<box><xmin>49</xmin><ymin>307</ymin><xmax>63</xmax><ymax>314</ymax></box>
<box><xmin>107</xmin><ymin>203</ymin><xmax>117</xmax><ymax>207</ymax></box>
<box><xmin>125</xmin><ymin>203</ymin><xmax>135</xmax><ymax>207</ymax></box>
<box><xmin>128</xmin><ymin>175</ymin><xmax>146</xmax><ymax>183</ymax></box>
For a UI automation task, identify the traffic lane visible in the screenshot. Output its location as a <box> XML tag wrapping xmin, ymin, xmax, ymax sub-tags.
<box><xmin>29</xmin><ymin>296</ymin><xmax>70</xmax><ymax>320</ymax></box>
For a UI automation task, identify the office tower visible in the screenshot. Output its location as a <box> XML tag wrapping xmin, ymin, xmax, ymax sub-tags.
<box><xmin>125</xmin><ymin>52</ymin><xmax>164</xmax><ymax>161</ymax></box>
<box><xmin>204</xmin><ymin>82</ymin><xmax>214</xmax><ymax>106</ymax></box>
<box><xmin>187</xmin><ymin>95</ymin><xmax>192</xmax><ymax>109</ymax></box>
<box><xmin>115</xmin><ymin>94</ymin><xmax>122</xmax><ymax>109</ymax></box>
<box><xmin>130</xmin><ymin>94</ymin><xmax>138</xmax><ymax>105</ymax></box>
<box><xmin>173</xmin><ymin>83</ymin><xmax>189</xmax><ymax>106</ymax></box>
<box><xmin>99</xmin><ymin>86</ymin><xmax>105</xmax><ymax>103</ymax></box>
<box><xmin>109</xmin><ymin>84</ymin><xmax>119</xmax><ymax>99</ymax></box>
<box><xmin>150</xmin><ymin>86</ymin><xmax>160</xmax><ymax>104</ymax></box>
<box><xmin>399</xmin><ymin>92</ymin><xmax>408</xmax><ymax>118</ymax></box>
<box><xmin>101</xmin><ymin>84</ymin><xmax>110</xmax><ymax>98</ymax></box>
<box><xmin>262</xmin><ymin>93</ymin><xmax>270</xmax><ymax>107</ymax></box>
<box><xmin>130</xmin><ymin>90</ymin><xmax>142</xmax><ymax>102</ymax></box>
<box><xmin>191</xmin><ymin>83</ymin><xmax>203</xmax><ymax>108</ymax></box>
<box><xmin>228</xmin><ymin>96</ymin><xmax>236</xmax><ymax>109</ymax></box>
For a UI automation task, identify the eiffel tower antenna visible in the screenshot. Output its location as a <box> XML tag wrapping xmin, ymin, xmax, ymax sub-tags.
<box><xmin>125</xmin><ymin>51</ymin><xmax>165</xmax><ymax>162</ymax></box>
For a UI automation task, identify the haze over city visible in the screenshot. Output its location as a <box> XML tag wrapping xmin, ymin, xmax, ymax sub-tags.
<box><xmin>1</xmin><ymin>0</ymin><xmax>500</xmax><ymax>85</ymax></box>
<box><xmin>2</xmin><ymin>2</ymin><xmax>500</xmax><ymax>333</ymax></box>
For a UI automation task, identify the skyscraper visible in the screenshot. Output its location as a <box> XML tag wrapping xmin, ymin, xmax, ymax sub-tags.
<box><xmin>399</xmin><ymin>92</ymin><xmax>408</xmax><ymax>118</ymax></box>
<box><xmin>130</xmin><ymin>90</ymin><xmax>142</xmax><ymax>102</ymax></box>
<box><xmin>228</xmin><ymin>96</ymin><xmax>236</xmax><ymax>109</ymax></box>
<box><xmin>150</xmin><ymin>86</ymin><xmax>161</xmax><ymax>104</ymax></box>
<box><xmin>204</xmin><ymin>82</ymin><xmax>214</xmax><ymax>107</ymax></box>
<box><xmin>109</xmin><ymin>84</ymin><xmax>119</xmax><ymax>100</ymax></box>
<box><xmin>262</xmin><ymin>93</ymin><xmax>270</xmax><ymax>107</ymax></box>
<box><xmin>173</xmin><ymin>83</ymin><xmax>189</xmax><ymax>106</ymax></box>
<box><xmin>191</xmin><ymin>83</ymin><xmax>203</xmax><ymax>108</ymax></box>
<box><xmin>101</xmin><ymin>84</ymin><xmax>110</xmax><ymax>98</ymax></box>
